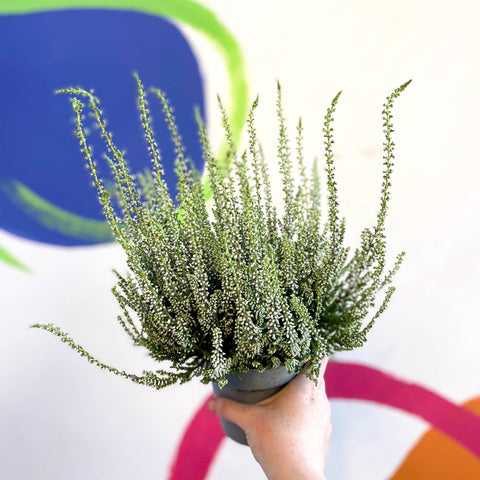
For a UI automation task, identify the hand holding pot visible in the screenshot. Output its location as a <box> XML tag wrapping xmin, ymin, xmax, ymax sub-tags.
<box><xmin>208</xmin><ymin>358</ymin><xmax>330</xmax><ymax>480</ymax></box>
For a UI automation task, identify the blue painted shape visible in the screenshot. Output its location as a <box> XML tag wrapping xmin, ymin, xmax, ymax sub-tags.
<box><xmin>0</xmin><ymin>9</ymin><xmax>205</xmax><ymax>246</ymax></box>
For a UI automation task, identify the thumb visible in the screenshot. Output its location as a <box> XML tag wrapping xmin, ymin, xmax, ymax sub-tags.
<box><xmin>208</xmin><ymin>396</ymin><xmax>250</xmax><ymax>428</ymax></box>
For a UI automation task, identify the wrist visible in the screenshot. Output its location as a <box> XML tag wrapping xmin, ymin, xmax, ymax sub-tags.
<box><xmin>265</xmin><ymin>463</ymin><xmax>325</xmax><ymax>480</ymax></box>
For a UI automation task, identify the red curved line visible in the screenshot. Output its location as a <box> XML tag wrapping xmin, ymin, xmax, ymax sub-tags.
<box><xmin>168</xmin><ymin>361</ymin><xmax>480</xmax><ymax>480</ymax></box>
<box><xmin>325</xmin><ymin>361</ymin><xmax>480</xmax><ymax>458</ymax></box>
<box><xmin>168</xmin><ymin>394</ymin><xmax>224</xmax><ymax>480</ymax></box>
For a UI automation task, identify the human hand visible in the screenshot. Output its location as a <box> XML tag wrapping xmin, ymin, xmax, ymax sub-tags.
<box><xmin>208</xmin><ymin>358</ymin><xmax>330</xmax><ymax>480</ymax></box>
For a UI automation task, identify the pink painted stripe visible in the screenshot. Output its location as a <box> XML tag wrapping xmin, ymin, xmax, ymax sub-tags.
<box><xmin>168</xmin><ymin>361</ymin><xmax>480</xmax><ymax>480</ymax></box>
<box><xmin>325</xmin><ymin>361</ymin><xmax>480</xmax><ymax>458</ymax></box>
<box><xmin>168</xmin><ymin>394</ymin><xmax>224</xmax><ymax>480</ymax></box>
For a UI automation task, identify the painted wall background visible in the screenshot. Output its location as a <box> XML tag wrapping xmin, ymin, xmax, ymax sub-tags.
<box><xmin>1</xmin><ymin>1</ymin><xmax>480</xmax><ymax>479</ymax></box>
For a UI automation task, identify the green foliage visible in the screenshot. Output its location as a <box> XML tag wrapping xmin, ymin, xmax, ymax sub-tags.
<box><xmin>33</xmin><ymin>76</ymin><xmax>410</xmax><ymax>388</ymax></box>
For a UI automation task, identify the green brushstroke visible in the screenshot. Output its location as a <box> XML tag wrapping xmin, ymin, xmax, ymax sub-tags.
<box><xmin>0</xmin><ymin>0</ymin><xmax>249</xmax><ymax>266</ymax></box>
<box><xmin>0</xmin><ymin>244</ymin><xmax>30</xmax><ymax>272</ymax></box>
<box><xmin>1</xmin><ymin>180</ymin><xmax>113</xmax><ymax>242</ymax></box>
<box><xmin>0</xmin><ymin>0</ymin><xmax>248</xmax><ymax>154</ymax></box>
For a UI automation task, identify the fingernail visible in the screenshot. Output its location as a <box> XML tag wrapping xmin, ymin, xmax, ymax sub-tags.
<box><xmin>207</xmin><ymin>399</ymin><xmax>216</xmax><ymax>413</ymax></box>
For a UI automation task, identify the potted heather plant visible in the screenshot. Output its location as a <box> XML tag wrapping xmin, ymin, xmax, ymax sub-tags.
<box><xmin>33</xmin><ymin>75</ymin><xmax>409</xmax><ymax>444</ymax></box>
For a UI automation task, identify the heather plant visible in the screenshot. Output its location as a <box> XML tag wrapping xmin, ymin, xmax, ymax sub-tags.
<box><xmin>33</xmin><ymin>76</ymin><xmax>410</xmax><ymax>388</ymax></box>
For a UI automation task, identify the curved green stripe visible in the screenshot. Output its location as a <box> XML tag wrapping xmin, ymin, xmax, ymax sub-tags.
<box><xmin>0</xmin><ymin>244</ymin><xmax>30</xmax><ymax>272</ymax></box>
<box><xmin>1</xmin><ymin>180</ymin><xmax>113</xmax><ymax>242</ymax></box>
<box><xmin>0</xmin><ymin>0</ymin><xmax>249</xmax><ymax>162</ymax></box>
<box><xmin>0</xmin><ymin>0</ymin><xmax>248</xmax><ymax>251</ymax></box>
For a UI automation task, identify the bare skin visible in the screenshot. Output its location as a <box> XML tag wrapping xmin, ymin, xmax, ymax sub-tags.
<box><xmin>208</xmin><ymin>359</ymin><xmax>330</xmax><ymax>480</ymax></box>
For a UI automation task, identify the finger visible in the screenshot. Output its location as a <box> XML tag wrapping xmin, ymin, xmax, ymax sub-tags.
<box><xmin>297</xmin><ymin>358</ymin><xmax>329</xmax><ymax>386</ymax></box>
<box><xmin>319</xmin><ymin>357</ymin><xmax>329</xmax><ymax>377</ymax></box>
<box><xmin>208</xmin><ymin>396</ymin><xmax>250</xmax><ymax>428</ymax></box>
<box><xmin>276</xmin><ymin>369</ymin><xmax>323</xmax><ymax>404</ymax></box>
<box><xmin>300</xmin><ymin>357</ymin><xmax>328</xmax><ymax>381</ymax></box>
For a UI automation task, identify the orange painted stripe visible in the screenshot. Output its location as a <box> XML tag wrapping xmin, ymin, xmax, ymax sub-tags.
<box><xmin>391</xmin><ymin>397</ymin><xmax>480</xmax><ymax>480</ymax></box>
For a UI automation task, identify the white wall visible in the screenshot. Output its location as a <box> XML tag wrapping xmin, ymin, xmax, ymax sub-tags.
<box><xmin>1</xmin><ymin>1</ymin><xmax>479</xmax><ymax>478</ymax></box>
